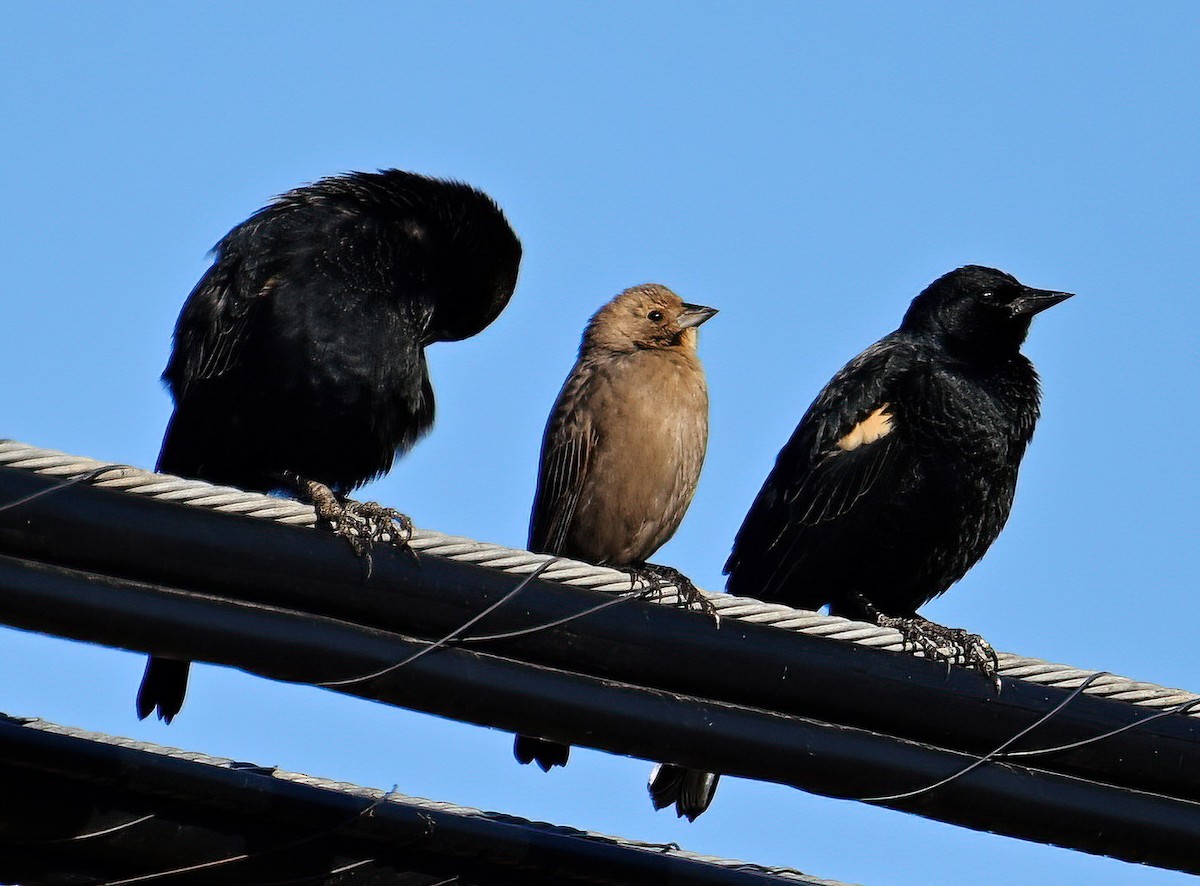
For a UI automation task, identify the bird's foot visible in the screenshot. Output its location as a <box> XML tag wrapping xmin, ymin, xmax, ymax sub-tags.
<box><xmin>628</xmin><ymin>563</ymin><xmax>719</xmax><ymax>623</ymax></box>
<box><xmin>334</xmin><ymin>499</ymin><xmax>414</xmax><ymax>556</ymax></box>
<box><xmin>299</xmin><ymin>478</ymin><xmax>413</xmax><ymax>557</ymax></box>
<box><xmin>875</xmin><ymin>614</ymin><xmax>1000</xmax><ymax>684</ymax></box>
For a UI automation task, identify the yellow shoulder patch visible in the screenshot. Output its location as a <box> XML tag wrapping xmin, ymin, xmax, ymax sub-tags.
<box><xmin>836</xmin><ymin>404</ymin><xmax>895</xmax><ymax>452</ymax></box>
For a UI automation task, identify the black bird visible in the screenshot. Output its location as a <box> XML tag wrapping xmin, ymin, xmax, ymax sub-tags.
<box><xmin>514</xmin><ymin>284</ymin><xmax>717</xmax><ymax>772</ymax></box>
<box><xmin>650</xmin><ymin>264</ymin><xmax>1072</xmax><ymax>819</ymax></box>
<box><xmin>137</xmin><ymin>169</ymin><xmax>522</xmax><ymax>723</ymax></box>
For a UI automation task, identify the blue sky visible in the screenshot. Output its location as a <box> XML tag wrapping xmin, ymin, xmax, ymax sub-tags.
<box><xmin>1</xmin><ymin>3</ymin><xmax>1197</xmax><ymax>883</ymax></box>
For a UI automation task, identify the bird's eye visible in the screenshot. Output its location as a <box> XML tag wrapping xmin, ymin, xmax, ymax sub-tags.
<box><xmin>648</xmin><ymin>310</ymin><xmax>664</xmax><ymax>322</ymax></box>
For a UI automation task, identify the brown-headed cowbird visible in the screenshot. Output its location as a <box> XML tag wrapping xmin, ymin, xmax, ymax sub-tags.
<box><xmin>137</xmin><ymin>169</ymin><xmax>522</xmax><ymax>723</ymax></box>
<box><xmin>651</xmin><ymin>265</ymin><xmax>1072</xmax><ymax>820</ymax></box>
<box><xmin>514</xmin><ymin>283</ymin><xmax>717</xmax><ymax>772</ymax></box>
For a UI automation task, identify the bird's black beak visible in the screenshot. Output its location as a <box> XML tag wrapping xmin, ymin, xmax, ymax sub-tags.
<box><xmin>677</xmin><ymin>303</ymin><xmax>719</xmax><ymax>329</ymax></box>
<box><xmin>1010</xmin><ymin>288</ymin><xmax>1074</xmax><ymax>318</ymax></box>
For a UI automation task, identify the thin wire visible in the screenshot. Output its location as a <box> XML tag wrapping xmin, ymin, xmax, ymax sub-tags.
<box><xmin>0</xmin><ymin>465</ymin><xmax>127</xmax><ymax>514</ymax></box>
<box><xmin>251</xmin><ymin>857</ymin><xmax>376</xmax><ymax>885</ymax></box>
<box><xmin>94</xmin><ymin>786</ymin><xmax>399</xmax><ymax>886</ymax></box>
<box><xmin>855</xmin><ymin>671</ymin><xmax>1110</xmax><ymax>803</ymax></box>
<box><xmin>458</xmin><ymin>588</ymin><xmax>646</xmax><ymax>643</ymax></box>
<box><xmin>1001</xmin><ymin>698</ymin><xmax>1200</xmax><ymax>759</ymax></box>
<box><xmin>456</xmin><ymin>571</ymin><xmax>694</xmax><ymax>644</ymax></box>
<box><xmin>315</xmin><ymin>558</ymin><xmax>559</xmax><ymax>688</ymax></box>
<box><xmin>17</xmin><ymin>813</ymin><xmax>156</xmax><ymax>845</ymax></box>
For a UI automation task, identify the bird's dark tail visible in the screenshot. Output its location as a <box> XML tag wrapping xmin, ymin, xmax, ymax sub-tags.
<box><xmin>648</xmin><ymin>764</ymin><xmax>720</xmax><ymax>821</ymax></box>
<box><xmin>513</xmin><ymin>734</ymin><xmax>570</xmax><ymax>771</ymax></box>
<box><xmin>136</xmin><ymin>656</ymin><xmax>190</xmax><ymax>723</ymax></box>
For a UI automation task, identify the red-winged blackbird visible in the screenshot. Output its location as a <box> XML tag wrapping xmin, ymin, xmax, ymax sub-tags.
<box><xmin>137</xmin><ymin>169</ymin><xmax>522</xmax><ymax>723</ymax></box>
<box><xmin>514</xmin><ymin>284</ymin><xmax>717</xmax><ymax>772</ymax></box>
<box><xmin>650</xmin><ymin>264</ymin><xmax>1072</xmax><ymax>819</ymax></box>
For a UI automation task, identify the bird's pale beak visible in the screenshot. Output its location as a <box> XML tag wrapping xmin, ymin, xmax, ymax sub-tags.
<box><xmin>677</xmin><ymin>303</ymin><xmax>719</xmax><ymax>329</ymax></box>
<box><xmin>1010</xmin><ymin>288</ymin><xmax>1074</xmax><ymax>317</ymax></box>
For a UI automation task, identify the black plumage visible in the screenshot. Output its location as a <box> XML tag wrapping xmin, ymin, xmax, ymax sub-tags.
<box><xmin>156</xmin><ymin>169</ymin><xmax>521</xmax><ymax>491</ymax></box>
<box><xmin>726</xmin><ymin>265</ymin><xmax>1071</xmax><ymax>616</ymax></box>
<box><xmin>137</xmin><ymin>169</ymin><xmax>522</xmax><ymax>723</ymax></box>
<box><xmin>651</xmin><ymin>264</ymin><xmax>1072</xmax><ymax>820</ymax></box>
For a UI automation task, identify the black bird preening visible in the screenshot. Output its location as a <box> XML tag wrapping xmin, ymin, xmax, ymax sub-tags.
<box><xmin>513</xmin><ymin>283</ymin><xmax>717</xmax><ymax>772</ymax></box>
<box><xmin>136</xmin><ymin>168</ymin><xmax>522</xmax><ymax>723</ymax></box>
<box><xmin>650</xmin><ymin>264</ymin><xmax>1072</xmax><ymax>820</ymax></box>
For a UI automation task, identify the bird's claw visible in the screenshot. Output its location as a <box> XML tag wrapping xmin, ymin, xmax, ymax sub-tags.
<box><xmin>940</xmin><ymin>624</ymin><xmax>998</xmax><ymax>672</ymax></box>
<box><xmin>327</xmin><ymin>499</ymin><xmax>413</xmax><ymax>557</ymax></box>
<box><xmin>877</xmin><ymin>615</ymin><xmax>999</xmax><ymax>684</ymax></box>
<box><xmin>299</xmin><ymin>477</ymin><xmax>414</xmax><ymax>558</ymax></box>
<box><xmin>630</xmin><ymin>563</ymin><xmax>720</xmax><ymax>625</ymax></box>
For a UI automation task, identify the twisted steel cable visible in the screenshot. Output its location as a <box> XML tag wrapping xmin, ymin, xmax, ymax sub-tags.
<box><xmin>1</xmin><ymin>438</ymin><xmax>1194</xmax><ymax>716</ymax></box>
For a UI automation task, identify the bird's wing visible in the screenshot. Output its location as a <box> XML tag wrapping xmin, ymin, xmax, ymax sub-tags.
<box><xmin>165</xmin><ymin>214</ymin><xmax>292</xmax><ymax>396</ymax></box>
<box><xmin>725</xmin><ymin>337</ymin><xmax>918</xmax><ymax>602</ymax></box>
<box><xmin>167</xmin><ymin>197</ymin><xmax>423</xmax><ymax>397</ymax></box>
<box><xmin>168</xmin><ymin>275</ymin><xmax>265</xmax><ymax>391</ymax></box>
<box><xmin>528</xmin><ymin>370</ymin><xmax>598</xmax><ymax>556</ymax></box>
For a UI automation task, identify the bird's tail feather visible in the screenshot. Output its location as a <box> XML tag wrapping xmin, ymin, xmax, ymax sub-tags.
<box><xmin>648</xmin><ymin>763</ymin><xmax>720</xmax><ymax>821</ymax></box>
<box><xmin>513</xmin><ymin>734</ymin><xmax>570</xmax><ymax>771</ymax></box>
<box><xmin>136</xmin><ymin>656</ymin><xmax>190</xmax><ymax>723</ymax></box>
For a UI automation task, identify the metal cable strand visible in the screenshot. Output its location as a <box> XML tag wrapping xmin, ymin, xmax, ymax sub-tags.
<box><xmin>1</xmin><ymin>438</ymin><xmax>1196</xmax><ymax>719</ymax></box>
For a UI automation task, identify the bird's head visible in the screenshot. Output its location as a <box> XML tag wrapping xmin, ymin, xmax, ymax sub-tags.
<box><xmin>900</xmin><ymin>265</ymin><xmax>1073</xmax><ymax>356</ymax></box>
<box><xmin>347</xmin><ymin>169</ymin><xmax>521</xmax><ymax>347</ymax></box>
<box><xmin>583</xmin><ymin>284</ymin><xmax>718</xmax><ymax>355</ymax></box>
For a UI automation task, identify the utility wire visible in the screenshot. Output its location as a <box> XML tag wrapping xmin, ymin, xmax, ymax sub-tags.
<box><xmin>856</xmin><ymin>672</ymin><xmax>1110</xmax><ymax>803</ymax></box>
<box><xmin>94</xmin><ymin>787</ymin><xmax>399</xmax><ymax>886</ymax></box>
<box><xmin>315</xmin><ymin>559</ymin><xmax>559</xmax><ymax>688</ymax></box>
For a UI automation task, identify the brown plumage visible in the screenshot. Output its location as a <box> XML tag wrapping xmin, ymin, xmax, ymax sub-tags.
<box><xmin>514</xmin><ymin>283</ymin><xmax>717</xmax><ymax>772</ymax></box>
